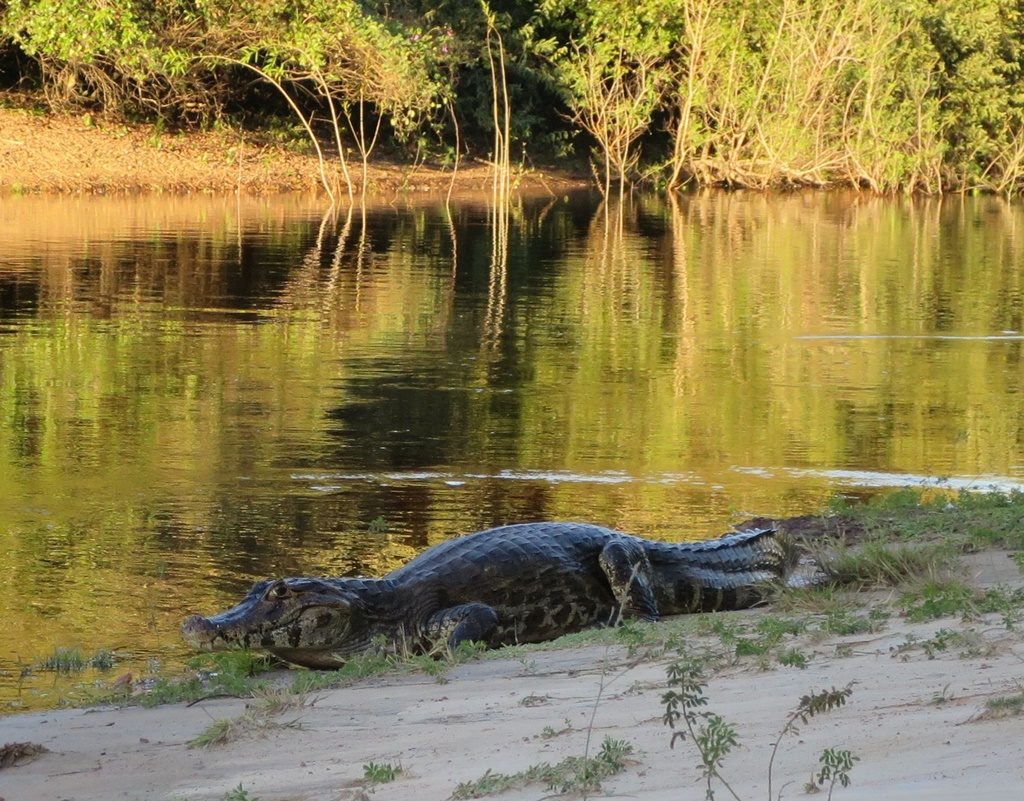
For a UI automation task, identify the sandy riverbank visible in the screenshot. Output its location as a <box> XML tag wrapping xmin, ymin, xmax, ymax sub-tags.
<box><xmin>2</xmin><ymin>548</ymin><xmax>1022</xmax><ymax>801</ymax></box>
<box><xmin>0</xmin><ymin>104</ymin><xmax>585</xmax><ymax>196</ymax></box>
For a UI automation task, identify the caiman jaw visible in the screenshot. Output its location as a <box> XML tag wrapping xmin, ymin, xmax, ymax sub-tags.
<box><xmin>181</xmin><ymin>614</ymin><xmax>230</xmax><ymax>651</ymax></box>
<box><xmin>180</xmin><ymin>577</ymin><xmax>369</xmax><ymax>666</ymax></box>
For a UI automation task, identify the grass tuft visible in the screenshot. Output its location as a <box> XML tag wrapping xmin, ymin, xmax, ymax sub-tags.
<box><xmin>817</xmin><ymin>538</ymin><xmax>953</xmax><ymax>587</ymax></box>
<box><xmin>39</xmin><ymin>647</ymin><xmax>87</xmax><ymax>673</ymax></box>
<box><xmin>188</xmin><ymin>708</ymin><xmax>303</xmax><ymax>748</ymax></box>
<box><xmin>980</xmin><ymin>690</ymin><xmax>1024</xmax><ymax>719</ymax></box>
<box><xmin>450</xmin><ymin>737</ymin><xmax>634</xmax><ymax>799</ymax></box>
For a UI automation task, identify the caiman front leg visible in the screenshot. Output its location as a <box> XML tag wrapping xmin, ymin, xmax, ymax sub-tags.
<box><xmin>424</xmin><ymin>603</ymin><xmax>500</xmax><ymax>652</ymax></box>
<box><xmin>599</xmin><ymin>538</ymin><xmax>659</xmax><ymax>623</ymax></box>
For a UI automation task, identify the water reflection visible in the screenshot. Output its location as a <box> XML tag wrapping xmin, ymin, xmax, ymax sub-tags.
<box><xmin>1</xmin><ymin>191</ymin><xmax>1022</xmax><ymax>710</ymax></box>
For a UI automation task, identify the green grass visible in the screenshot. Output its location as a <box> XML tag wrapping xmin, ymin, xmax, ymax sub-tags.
<box><xmin>756</xmin><ymin>616</ymin><xmax>808</xmax><ymax>639</ymax></box>
<box><xmin>363</xmin><ymin>761</ymin><xmax>402</xmax><ymax>783</ymax></box>
<box><xmin>819</xmin><ymin>610</ymin><xmax>877</xmax><ymax>636</ymax></box>
<box><xmin>976</xmin><ymin>586</ymin><xmax>1024</xmax><ymax>628</ymax></box>
<box><xmin>817</xmin><ymin>538</ymin><xmax>955</xmax><ymax>587</ymax></box>
<box><xmin>38</xmin><ymin>647</ymin><xmax>87</xmax><ymax>673</ymax></box>
<box><xmin>982</xmin><ymin>690</ymin><xmax>1024</xmax><ymax>719</ymax></box>
<box><xmin>37</xmin><ymin>646</ymin><xmax>118</xmax><ymax>673</ymax></box>
<box><xmin>188</xmin><ymin>708</ymin><xmax>303</xmax><ymax>748</ymax></box>
<box><xmin>138</xmin><ymin>676</ymin><xmax>206</xmax><ymax>707</ymax></box>
<box><xmin>138</xmin><ymin>651</ymin><xmax>273</xmax><ymax>707</ymax></box>
<box><xmin>290</xmin><ymin>652</ymin><xmax>396</xmax><ymax>693</ymax></box>
<box><xmin>189</xmin><ymin>718</ymin><xmax>239</xmax><ymax>748</ymax></box>
<box><xmin>287</xmin><ymin>639</ymin><xmax>488</xmax><ymax>694</ymax></box>
<box><xmin>450</xmin><ymin>737</ymin><xmax>634</xmax><ymax>799</ymax></box>
<box><xmin>837</xmin><ymin>489</ymin><xmax>1024</xmax><ymax>551</ymax></box>
<box><xmin>900</xmin><ymin>580</ymin><xmax>976</xmax><ymax>622</ymax></box>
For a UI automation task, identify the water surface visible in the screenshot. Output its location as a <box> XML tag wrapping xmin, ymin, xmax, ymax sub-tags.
<box><xmin>2</xmin><ymin>191</ymin><xmax>1022</xmax><ymax>709</ymax></box>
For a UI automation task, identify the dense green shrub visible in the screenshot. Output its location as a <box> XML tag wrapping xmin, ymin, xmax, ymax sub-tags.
<box><xmin>1</xmin><ymin>0</ymin><xmax>1023</xmax><ymax>192</ymax></box>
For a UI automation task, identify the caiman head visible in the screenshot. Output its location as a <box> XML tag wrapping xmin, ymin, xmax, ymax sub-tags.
<box><xmin>181</xmin><ymin>577</ymin><xmax>388</xmax><ymax>669</ymax></box>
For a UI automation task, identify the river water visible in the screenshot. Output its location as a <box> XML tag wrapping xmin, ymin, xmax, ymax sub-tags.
<box><xmin>1</xmin><ymin>190</ymin><xmax>1022</xmax><ymax>710</ymax></box>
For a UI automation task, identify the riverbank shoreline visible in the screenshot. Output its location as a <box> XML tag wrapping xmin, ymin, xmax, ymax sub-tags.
<box><xmin>3</xmin><ymin>540</ymin><xmax>1023</xmax><ymax>800</ymax></box>
<box><xmin>0</xmin><ymin>103</ymin><xmax>588</xmax><ymax>196</ymax></box>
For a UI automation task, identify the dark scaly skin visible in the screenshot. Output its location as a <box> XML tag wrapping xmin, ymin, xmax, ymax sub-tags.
<box><xmin>181</xmin><ymin>521</ymin><xmax>788</xmax><ymax>668</ymax></box>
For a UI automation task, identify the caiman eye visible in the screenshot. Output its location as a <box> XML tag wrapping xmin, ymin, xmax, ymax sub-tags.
<box><xmin>265</xmin><ymin>582</ymin><xmax>290</xmax><ymax>601</ymax></box>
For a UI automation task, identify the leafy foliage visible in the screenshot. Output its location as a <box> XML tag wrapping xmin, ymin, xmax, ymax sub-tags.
<box><xmin>664</xmin><ymin>656</ymin><xmax>857</xmax><ymax>801</ymax></box>
<box><xmin>2</xmin><ymin>0</ymin><xmax>1024</xmax><ymax>190</ymax></box>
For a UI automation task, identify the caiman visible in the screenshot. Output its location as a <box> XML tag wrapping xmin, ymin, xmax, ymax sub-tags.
<box><xmin>181</xmin><ymin>521</ymin><xmax>793</xmax><ymax>668</ymax></box>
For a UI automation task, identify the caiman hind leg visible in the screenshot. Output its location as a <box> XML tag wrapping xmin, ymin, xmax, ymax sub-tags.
<box><xmin>599</xmin><ymin>538</ymin><xmax>659</xmax><ymax>623</ymax></box>
<box><xmin>424</xmin><ymin>602</ymin><xmax>500</xmax><ymax>653</ymax></box>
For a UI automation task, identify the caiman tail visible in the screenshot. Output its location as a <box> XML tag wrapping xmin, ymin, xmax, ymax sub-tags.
<box><xmin>644</xmin><ymin>526</ymin><xmax>792</xmax><ymax>613</ymax></box>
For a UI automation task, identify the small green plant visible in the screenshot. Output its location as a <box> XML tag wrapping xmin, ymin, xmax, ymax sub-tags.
<box><xmin>911</xmin><ymin>628</ymin><xmax>985</xmax><ymax>659</ymax></box>
<box><xmin>662</xmin><ymin>653</ymin><xmax>857</xmax><ymax>801</ymax></box>
<box><xmin>976</xmin><ymin>586</ymin><xmax>1024</xmax><ymax>629</ymax></box>
<box><xmin>662</xmin><ymin>658</ymin><xmax>738</xmax><ymax>800</ymax></box>
<box><xmin>615</xmin><ymin>620</ymin><xmax>647</xmax><ymax>655</ymax></box>
<box><xmin>900</xmin><ymin>581</ymin><xmax>975</xmax><ymax>622</ymax></box>
<box><xmin>734</xmin><ymin>636</ymin><xmax>772</xmax><ymax>658</ymax></box>
<box><xmin>777</xmin><ymin>648</ymin><xmax>808</xmax><ymax>669</ymax></box>
<box><xmin>539</xmin><ymin>718</ymin><xmax>574</xmax><ymax>740</ymax></box>
<box><xmin>222</xmin><ymin>783</ymin><xmax>259</xmax><ymax>801</ymax></box>
<box><xmin>89</xmin><ymin>649</ymin><xmax>117</xmax><ymax>670</ymax></box>
<box><xmin>766</xmin><ymin>686</ymin><xmax>855</xmax><ymax>801</ymax></box>
<box><xmin>363</xmin><ymin>761</ymin><xmax>402</xmax><ymax>783</ymax></box>
<box><xmin>814</xmin><ymin>748</ymin><xmax>860</xmax><ymax>800</ymax></box>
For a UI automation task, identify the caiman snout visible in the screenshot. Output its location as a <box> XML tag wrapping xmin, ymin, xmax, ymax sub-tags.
<box><xmin>181</xmin><ymin>614</ymin><xmax>218</xmax><ymax>649</ymax></box>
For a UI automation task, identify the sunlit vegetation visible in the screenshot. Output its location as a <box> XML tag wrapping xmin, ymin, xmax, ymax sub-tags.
<box><xmin>2</xmin><ymin>0</ymin><xmax>1024</xmax><ymax>192</ymax></box>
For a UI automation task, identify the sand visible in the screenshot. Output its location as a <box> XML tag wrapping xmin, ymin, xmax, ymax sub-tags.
<box><xmin>0</xmin><ymin>104</ymin><xmax>584</xmax><ymax>196</ymax></box>
<box><xmin>2</xmin><ymin>550</ymin><xmax>1023</xmax><ymax>801</ymax></box>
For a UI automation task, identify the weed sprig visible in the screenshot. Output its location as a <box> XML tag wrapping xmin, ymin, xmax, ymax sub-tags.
<box><xmin>662</xmin><ymin>654</ymin><xmax>857</xmax><ymax>801</ymax></box>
